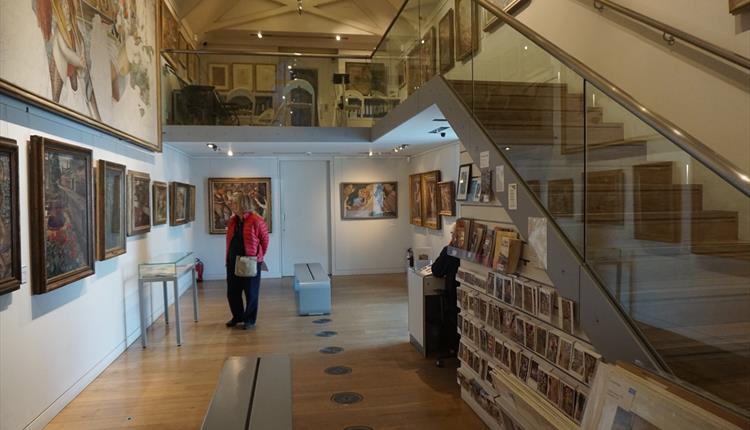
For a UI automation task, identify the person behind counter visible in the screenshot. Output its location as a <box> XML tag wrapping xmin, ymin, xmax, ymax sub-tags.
<box><xmin>430</xmin><ymin>229</ymin><xmax>461</xmax><ymax>357</ymax></box>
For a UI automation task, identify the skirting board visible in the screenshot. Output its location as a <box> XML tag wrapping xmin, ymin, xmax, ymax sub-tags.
<box><xmin>23</xmin><ymin>340</ymin><xmax>127</xmax><ymax>430</ymax></box>
<box><xmin>332</xmin><ymin>267</ymin><xmax>406</xmax><ymax>276</ymax></box>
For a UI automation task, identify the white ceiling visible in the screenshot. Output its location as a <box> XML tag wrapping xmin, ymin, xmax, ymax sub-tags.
<box><xmin>172</xmin><ymin>0</ymin><xmax>405</xmax><ymax>52</ymax></box>
<box><xmin>165</xmin><ymin>105</ymin><xmax>458</xmax><ymax>157</ymax></box>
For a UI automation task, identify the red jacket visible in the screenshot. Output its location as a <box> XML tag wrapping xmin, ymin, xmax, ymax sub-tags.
<box><xmin>225</xmin><ymin>212</ymin><xmax>269</xmax><ymax>263</ymax></box>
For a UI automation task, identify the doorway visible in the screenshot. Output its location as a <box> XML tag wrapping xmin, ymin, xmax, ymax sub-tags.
<box><xmin>280</xmin><ymin>160</ymin><xmax>331</xmax><ymax>276</ymax></box>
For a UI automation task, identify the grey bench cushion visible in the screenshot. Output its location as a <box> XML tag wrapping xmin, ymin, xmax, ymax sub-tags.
<box><xmin>201</xmin><ymin>355</ymin><xmax>292</xmax><ymax>430</ymax></box>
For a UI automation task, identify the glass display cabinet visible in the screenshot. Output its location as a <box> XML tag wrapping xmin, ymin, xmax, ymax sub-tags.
<box><xmin>138</xmin><ymin>251</ymin><xmax>199</xmax><ymax>347</ymax></box>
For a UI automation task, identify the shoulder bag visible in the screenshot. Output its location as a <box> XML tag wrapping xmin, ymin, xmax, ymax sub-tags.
<box><xmin>234</xmin><ymin>216</ymin><xmax>258</xmax><ymax>278</ymax></box>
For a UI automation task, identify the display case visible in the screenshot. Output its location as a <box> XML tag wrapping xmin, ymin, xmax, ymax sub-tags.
<box><xmin>139</xmin><ymin>251</ymin><xmax>194</xmax><ymax>279</ymax></box>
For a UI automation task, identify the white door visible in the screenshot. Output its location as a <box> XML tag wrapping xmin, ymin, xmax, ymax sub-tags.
<box><xmin>280</xmin><ymin>160</ymin><xmax>331</xmax><ymax>276</ymax></box>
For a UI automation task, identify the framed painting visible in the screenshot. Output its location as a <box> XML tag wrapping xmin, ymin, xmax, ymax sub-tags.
<box><xmin>208</xmin><ymin>178</ymin><xmax>272</xmax><ymax>234</ymax></box>
<box><xmin>128</xmin><ymin>171</ymin><xmax>151</xmax><ymax>235</ymax></box>
<box><xmin>527</xmin><ymin>179</ymin><xmax>542</xmax><ymax>198</ymax></box>
<box><xmin>457</xmin><ymin>163</ymin><xmax>472</xmax><ymax>200</ymax></box>
<box><xmin>161</xmin><ymin>1</ymin><xmax>179</xmax><ymax>54</ymax></box>
<box><xmin>483</xmin><ymin>0</ymin><xmax>530</xmax><ymax>31</ymax></box>
<box><xmin>421</xmin><ymin>170</ymin><xmax>442</xmax><ymax>230</ymax></box>
<box><xmin>547</xmin><ymin>178</ymin><xmax>574</xmax><ymax>218</ymax></box>
<box><xmin>438</xmin><ymin>181</ymin><xmax>456</xmax><ymax>216</ymax></box>
<box><xmin>208</xmin><ymin>64</ymin><xmax>230</xmax><ymax>91</ymax></box>
<box><xmin>170</xmin><ymin>181</ymin><xmax>191</xmax><ymax>226</ymax></box>
<box><xmin>188</xmin><ymin>184</ymin><xmax>197</xmax><ymax>222</ymax></box>
<box><xmin>340</xmin><ymin>182</ymin><xmax>398</xmax><ymax>220</ymax></box>
<box><xmin>255</xmin><ymin>64</ymin><xmax>277</xmax><ymax>92</ymax></box>
<box><xmin>0</xmin><ymin>1</ymin><xmax>160</xmax><ymax>151</ymax></box>
<box><xmin>0</xmin><ymin>138</ymin><xmax>21</xmax><ymax>295</ymax></box>
<box><xmin>409</xmin><ymin>173</ymin><xmax>423</xmax><ymax>226</ymax></box>
<box><xmin>232</xmin><ymin>64</ymin><xmax>254</xmax><ymax>90</ymax></box>
<box><xmin>96</xmin><ymin>160</ymin><xmax>126</xmax><ymax>260</ymax></box>
<box><xmin>345</xmin><ymin>62</ymin><xmax>387</xmax><ymax>96</ymax></box>
<box><xmin>586</xmin><ymin>169</ymin><xmax>624</xmax><ymax>224</ymax></box>
<box><xmin>397</xmin><ymin>59</ymin><xmax>406</xmax><ymax>89</ymax></box>
<box><xmin>152</xmin><ymin>181</ymin><xmax>168</xmax><ymax>225</ymax></box>
<box><xmin>456</xmin><ymin>0</ymin><xmax>479</xmax><ymax>61</ymax></box>
<box><xmin>28</xmin><ymin>136</ymin><xmax>95</xmax><ymax>294</ymax></box>
<box><xmin>439</xmin><ymin>9</ymin><xmax>455</xmax><ymax>74</ymax></box>
<box><xmin>421</xmin><ymin>27</ymin><xmax>437</xmax><ymax>83</ymax></box>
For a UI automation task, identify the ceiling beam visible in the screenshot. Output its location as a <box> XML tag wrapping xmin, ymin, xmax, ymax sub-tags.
<box><xmin>205</xmin><ymin>6</ymin><xmax>295</xmax><ymax>32</ymax></box>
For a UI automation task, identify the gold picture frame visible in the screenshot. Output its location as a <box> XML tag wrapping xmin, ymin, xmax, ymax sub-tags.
<box><xmin>421</xmin><ymin>170</ymin><xmax>442</xmax><ymax>230</ymax></box>
<box><xmin>409</xmin><ymin>173</ymin><xmax>423</xmax><ymax>226</ymax></box>
<box><xmin>208</xmin><ymin>177</ymin><xmax>272</xmax><ymax>234</ymax></box>
<box><xmin>0</xmin><ymin>137</ymin><xmax>21</xmax><ymax>295</ymax></box>
<box><xmin>152</xmin><ymin>181</ymin><xmax>168</xmax><ymax>225</ymax></box>
<box><xmin>170</xmin><ymin>181</ymin><xmax>191</xmax><ymax>226</ymax></box>
<box><xmin>128</xmin><ymin>170</ymin><xmax>152</xmax><ymax>236</ymax></box>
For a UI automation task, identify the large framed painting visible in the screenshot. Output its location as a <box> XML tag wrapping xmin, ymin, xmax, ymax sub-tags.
<box><xmin>340</xmin><ymin>182</ymin><xmax>398</xmax><ymax>220</ymax></box>
<box><xmin>345</xmin><ymin>62</ymin><xmax>387</xmax><ymax>96</ymax></box>
<box><xmin>548</xmin><ymin>178</ymin><xmax>574</xmax><ymax>218</ymax></box>
<box><xmin>586</xmin><ymin>169</ymin><xmax>624</xmax><ymax>224</ymax></box>
<box><xmin>188</xmin><ymin>184</ymin><xmax>197</xmax><ymax>222</ymax></box>
<box><xmin>96</xmin><ymin>160</ymin><xmax>126</xmax><ymax>260</ymax></box>
<box><xmin>409</xmin><ymin>174</ymin><xmax>423</xmax><ymax>226</ymax></box>
<box><xmin>421</xmin><ymin>170</ymin><xmax>442</xmax><ymax>230</ymax></box>
<box><xmin>421</xmin><ymin>27</ymin><xmax>437</xmax><ymax>83</ymax></box>
<box><xmin>456</xmin><ymin>0</ymin><xmax>479</xmax><ymax>61</ymax></box>
<box><xmin>208</xmin><ymin>178</ymin><xmax>272</xmax><ymax>234</ymax></box>
<box><xmin>28</xmin><ymin>136</ymin><xmax>95</xmax><ymax>294</ymax></box>
<box><xmin>439</xmin><ymin>10</ymin><xmax>455</xmax><ymax>74</ymax></box>
<box><xmin>152</xmin><ymin>181</ymin><xmax>168</xmax><ymax>225</ymax></box>
<box><xmin>438</xmin><ymin>181</ymin><xmax>456</xmax><ymax>216</ymax></box>
<box><xmin>483</xmin><ymin>0</ymin><xmax>530</xmax><ymax>31</ymax></box>
<box><xmin>170</xmin><ymin>181</ymin><xmax>191</xmax><ymax>226</ymax></box>
<box><xmin>0</xmin><ymin>1</ymin><xmax>160</xmax><ymax>151</ymax></box>
<box><xmin>0</xmin><ymin>138</ymin><xmax>21</xmax><ymax>295</ymax></box>
<box><xmin>128</xmin><ymin>171</ymin><xmax>151</xmax><ymax>235</ymax></box>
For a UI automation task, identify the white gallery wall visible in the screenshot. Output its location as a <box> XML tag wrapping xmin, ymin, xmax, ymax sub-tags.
<box><xmin>0</xmin><ymin>94</ymin><xmax>195</xmax><ymax>430</ymax></box>
<box><xmin>408</xmin><ymin>143</ymin><xmax>461</xmax><ymax>261</ymax></box>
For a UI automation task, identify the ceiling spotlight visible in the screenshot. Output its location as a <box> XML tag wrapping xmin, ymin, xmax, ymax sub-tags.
<box><xmin>287</xmin><ymin>65</ymin><xmax>292</xmax><ymax>70</ymax></box>
<box><xmin>368</xmin><ymin>149</ymin><xmax>373</xmax><ymax>157</ymax></box>
<box><xmin>505</xmin><ymin>147</ymin><xmax>511</xmax><ymax>151</ymax></box>
<box><xmin>335</xmin><ymin>35</ymin><xmax>341</xmax><ymax>41</ymax></box>
<box><xmin>227</xmin><ymin>149</ymin><xmax>234</xmax><ymax>157</ymax></box>
<box><xmin>206</xmin><ymin>143</ymin><xmax>217</xmax><ymax>150</ymax></box>
<box><xmin>257</xmin><ymin>31</ymin><xmax>263</xmax><ymax>39</ymax></box>
<box><xmin>297</xmin><ymin>0</ymin><xmax>303</xmax><ymax>14</ymax></box>
<box><xmin>421</xmin><ymin>39</ymin><xmax>425</xmax><ymax>44</ymax></box>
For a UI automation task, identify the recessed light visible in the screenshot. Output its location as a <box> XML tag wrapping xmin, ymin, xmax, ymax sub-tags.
<box><xmin>505</xmin><ymin>147</ymin><xmax>510</xmax><ymax>151</ymax></box>
<box><xmin>335</xmin><ymin>35</ymin><xmax>341</xmax><ymax>41</ymax></box>
<box><xmin>287</xmin><ymin>65</ymin><xmax>292</xmax><ymax>70</ymax></box>
<box><xmin>227</xmin><ymin>149</ymin><xmax>234</xmax><ymax>157</ymax></box>
<box><xmin>206</xmin><ymin>143</ymin><xmax>217</xmax><ymax>150</ymax></box>
<box><xmin>257</xmin><ymin>31</ymin><xmax>263</xmax><ymax>39</ymax></box>
<box><xmin>368</xmin><ymin>149</ymin><xmax>373</xmax><ymax>157</ymax></box>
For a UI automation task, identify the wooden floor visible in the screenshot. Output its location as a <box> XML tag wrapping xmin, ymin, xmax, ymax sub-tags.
<box><xmin>46</xmin><ymin>274</ymin><xmax>487</xmax><ymax>430</ymax></box>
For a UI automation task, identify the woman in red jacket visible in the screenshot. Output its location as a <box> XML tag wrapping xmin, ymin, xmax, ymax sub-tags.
<box><xmin>225</xmin><ymin>193</ymin><xmax>270</xmax><ymax>329</ymax></box>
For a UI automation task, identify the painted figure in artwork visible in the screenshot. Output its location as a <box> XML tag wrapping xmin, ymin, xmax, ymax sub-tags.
<box><xmin>382</xmin><ymin>183</ymin><xmax>397</xmax><ymax>215</ymax></box>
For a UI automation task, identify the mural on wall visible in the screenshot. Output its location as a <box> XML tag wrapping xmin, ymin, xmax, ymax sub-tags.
<box><xmin>0</xmin><ymin>138</ymin><xmax>21</xmax><ymax>295</ymax></box>
<box><xmin>208</xmin><ymin>177</ymin><xmax>272</xmax><ymax>234</ymax></box>
<box><xmin>152</xmin><ymin>181</ymin><xmax>168</xmax><ymax>225</ymax></box>
<box><xmin>0</xmin><ymin>0</ymin><xmax>159</xmax><ymax>150</ymax></box>
<box><xmin>340</xmin><ymin>182</ymin><xmax>398</xmax><ymax>220</ymax></box>
<box><xmin>29</xmin><ymin>136</ymin><xmax>95</xmax><ymax>294</ymax></box>
<box><xmin>128</xmin><ymin>170</ymin><xmax>151</xmax><ymax>235</ymax></box>
<box><xmin>96</xmin><ymin>160</ymin><xmax>126</xmax><ymax>260</ymax></box>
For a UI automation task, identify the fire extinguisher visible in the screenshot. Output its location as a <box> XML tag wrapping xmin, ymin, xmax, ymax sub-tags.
<box><xmin>195</xmin><ymin>258</ymin><xmax>204</xmax><ymax>282</ymax></box>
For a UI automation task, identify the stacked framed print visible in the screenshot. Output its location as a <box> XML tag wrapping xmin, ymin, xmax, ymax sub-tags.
<box><xmin>96</xmin><ymin>160</ymin><xmax>127</xmax><ymax>260</ymax></box>
<box><xmin>409</xmin><ymin>173</ymin><xmax>423</xmax><ymax>226</ymax></box>
<box><xmin>208</xmin><ymin>178</ymin><xmax>272</xmax><ymax>233</ymax></box>
<box><xmin>457</xmin><ymin>164</ymin><xmax>472</xmax><ymax>200</ymax></box>
<box><xmin>170</xmin><ymin>181</ymin><xmax>191</xmax><ymax>226</ymax></box>
<box><xmin>340</xmin><ymin>182</ymin><xmax>398</xmax><ymax>220</ymax></box>
<box><xmin>28</xmin><ymin>136</ymin><xmax>95</xmax><ymax>294</ymax></box>
<box><xmin>439</xmin><ymin>9</ymin><xmax>455</xmax><ymax>74</ymax></box>
<box><xmin>0</xmin><ymin>138</ymin><xmax>21</xmax><ymax>295</ymax></box>
<box><xmin>128</xmin><ymin>171</ymin><xmax>152</xmax><ymax>235</ymax></box>
<box><xmin>421</xmin><ymin>170</ymin><xmax>442</xmax><ymax>230</ymax></box>
<box><xmin>152</xmin><ymin>181</ymin><xmax>168</xmax><ymax>225</ymax></box>
<box><xmin>0</xmin><ymin>1</ymin><xmax>160</xmax><ymax>151</ymax></box>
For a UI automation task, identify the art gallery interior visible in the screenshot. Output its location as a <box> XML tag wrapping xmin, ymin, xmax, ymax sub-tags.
<box><xmin>0</xmin><ymin>0</ymin><xmax>748</xmax><ymax>429</ymax></box>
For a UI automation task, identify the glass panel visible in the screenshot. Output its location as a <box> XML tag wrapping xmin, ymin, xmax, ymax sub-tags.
<box><xmin>585</xmin><ymin>83</ymin><xmax>750</xmax><ymax>410</ymax></box>
<box><xmin>457</xmin><ymin>2</ymin><xmax>586</xmax><ymax>252</ymax></box>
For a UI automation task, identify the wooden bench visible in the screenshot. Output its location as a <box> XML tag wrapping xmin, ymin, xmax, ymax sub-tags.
<box><xmin>293</xmin><ymin>263</ymin><xmax>331</xmax><ymax>316</ymax></box>
<box><xmin>201</xmin><ymin>356</ymin><xmax>292</xmax><ymax>430</ymax></box>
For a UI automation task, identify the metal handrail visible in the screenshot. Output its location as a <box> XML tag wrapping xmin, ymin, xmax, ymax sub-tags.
<box><xmin>476</xmin><ymin>0</ymin><xmax>750</xmax><ymax>197</ymax></box>
<box><xmin>593</xmin><ymin>0</ymin><xmax>750</xmax><ymax>70</ymax></box>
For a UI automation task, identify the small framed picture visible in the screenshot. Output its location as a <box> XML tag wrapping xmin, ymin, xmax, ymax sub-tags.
<box><xmin>437</xmin><ymin>181</ymin><xmax>455</xmax><ymax>216</ymax></box>
<box><xmin>469</xmin><ymin>177</ymin><xmax>481</xmax><ymax>202</ymax></box>
<box><xmin>208</xmin><ymin>64</ymin><xmax>230</xmax><ymax>90</ymax></box>
<box><xmin>456</xmin><ymin>163</ymin><xmax>472</xmax><ymax>200</ymax></box>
